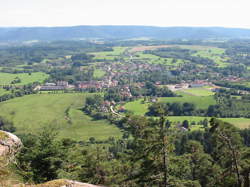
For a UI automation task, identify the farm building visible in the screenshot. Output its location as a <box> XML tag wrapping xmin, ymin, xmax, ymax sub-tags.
<box><xmin>39</xmin><ymin>86</ymin><xmax>65</xmax><ymax>91</ymax></box>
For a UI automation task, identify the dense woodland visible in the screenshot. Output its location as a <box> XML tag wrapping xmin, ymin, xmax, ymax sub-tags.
<box><xmin>11</xmin><ymin>117</ymin><xmax>250</xmax><ymax>187</ymax></box>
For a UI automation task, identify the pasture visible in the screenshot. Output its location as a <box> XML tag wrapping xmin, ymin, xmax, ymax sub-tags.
<box><xmin>159</xmin><ymin>94</ymin><xmax>216</xmax><ymax>109</ymax></box>
<box><xmin>178</xmin><ymin>88</ymin><xmax>214</xmax><ymax>96</ymax></box>
<box><xmin>124</xmin><ymin>93</ymin><xmax>216</xmax><ymax>116</ymax></box>
<box><xmin>93</xmin><ymin>69</ymin><xmax>106</xmax><ymax>78</ymax></box>
<box><xmin>0</xmin><ymin>88</ymin><xmax>10</xmax><ymax>96</ymax></box>
<box><xmin>124</xmin><ymin>99</ymin><xmax>149</xmax><ymax>116</ymax></box>
<box><xmin>166</xmin><ymin>116</ymin><xmax>250</xmax><ymax>129</ymax></box>
<box><xmin>0</xmin><ymin>72</ymin><xmax>49</xmax><ymax>85</ymax></box>
<box><xmin>0</xmin><ymin>93</ymin><xmax>122</xmax><ymax>140</ymax></box>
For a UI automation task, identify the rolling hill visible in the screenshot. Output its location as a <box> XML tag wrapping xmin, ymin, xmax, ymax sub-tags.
<box><xmin>1</xmin><ymin>26</ymin><xmax>250</xmax><ymax>42</ymax></box>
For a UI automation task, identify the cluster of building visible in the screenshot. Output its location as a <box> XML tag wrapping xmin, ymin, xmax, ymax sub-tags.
<box><xmin>165</xmin><ymin>80</ymin><xmax>213</xmax><ymax>91</ymax></box>
<box><xmin>222</xmin><ymin>76</ymin><xmax>245</xmax><ymax>82</ymax></box>
<box><xmin>77</xmin><ymin>79</ymin><xmax>118</xmax><ymax>90</ymax></box>
<box><xmin>37</xmin><ymin>79</ymin><xmax>119</xmax><ymax>91</ymax></box>
<box><xmin>38</xmin><ymin>81</ymin><xmax>69</xmax><ymax>91</ymax></box>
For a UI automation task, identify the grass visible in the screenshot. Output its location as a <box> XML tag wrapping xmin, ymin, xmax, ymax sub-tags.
<box><xmin>0</xmin><ymin>72</ymin><xmax>49</xmax><ymax>85</ymax></box>
<box><xmin>166</xmin><ymin>116</ymin><xmax>250</xmax><ymax>129</ymax></box>
<box><xmin>123</xmin><ymin>98</ymin><xmax>250</xmax><ymax>129</ymax></box>
<box><xmin>159</xmin><ymin>94</ymin><xmax>216</xmax><ymax>109</ymax></box>
<box><xmin>93</xmin><ymin>69</ymin><xmax>106</xmax><ymax>78</ymax></box>
<box><xmin>124</xmin><ymin>99</ymin><xmax>150</xmax><ymax>116</ymax></box>
<box><xmin>0</xmin><ymin>93</ymin><xmax>122</xmax><ymax>140</ymax></box>
<box><xmin>181</xmin><ymin>45</ymin><xmax>230</xmax><ymax>67</ymax></box>
<box><xmin>179</xmin><ymin>88</ymin><xmax>214</xmax><ymax>96</ymax></box>
<box><xmin>91</xmin><ymin>47</ymin><xmax>128</xmax><ymax>60</ymax></box>
<box><xmin>0</xmin><ymin>88</ymin><xmax>10</xmax><ymax>96</ymax></box>
<box><xmin>124</xmin><ymin>93</ymin><xmax>216</xmax><ymax>116</ymax></box>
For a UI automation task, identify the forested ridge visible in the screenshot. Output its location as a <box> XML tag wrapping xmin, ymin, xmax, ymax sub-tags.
<box><xmin>2</xmin><ymin>26</ymin><xmax>250</xmax><ymax>42</ymax></box>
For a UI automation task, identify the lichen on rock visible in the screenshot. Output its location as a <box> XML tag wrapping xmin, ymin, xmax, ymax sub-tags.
<box><xmin>0</xmin><ymin>130</ymin><xmax>22</xmax><ymax>157</ymax></box>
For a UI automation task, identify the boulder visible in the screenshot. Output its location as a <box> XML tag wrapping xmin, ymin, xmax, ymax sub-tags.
<box><xmin>0</xmin><ymin>130</ymin><xmax>22</xmax><ymax>157</ymax></box>
<box><xmin>14</xmin><ymin>179</ymin><xmax>104</xmax><ymax>187</ymax></box>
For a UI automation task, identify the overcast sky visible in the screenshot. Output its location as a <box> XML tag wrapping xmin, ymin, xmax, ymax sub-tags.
<box><xmin>1</xmin><ymin>0</ymin><xmax>250</xmax><ymax>28</ymax></box>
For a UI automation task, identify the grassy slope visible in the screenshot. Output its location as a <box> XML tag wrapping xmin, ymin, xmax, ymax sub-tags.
<box><xmin>0</xmin><ymin>93</ymin><xmax>122</xmax><ymax>140</ymax></box>
<box><xmin>0</xmin><ymin>72</ymin><xmax>49</xmax><ymax>85</ymax></box>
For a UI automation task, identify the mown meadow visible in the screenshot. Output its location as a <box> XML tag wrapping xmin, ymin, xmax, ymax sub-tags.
<box><xmin>0</xmin><ymin>93</ymin><xmax>122</xmax><ymax>140</ymax></box>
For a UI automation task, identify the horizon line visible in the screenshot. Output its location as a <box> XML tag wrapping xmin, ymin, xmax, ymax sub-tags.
<box><xmin>1</xmin><ymin>25</ymin><xmax>250</xmax><ymax>30</ymax></box>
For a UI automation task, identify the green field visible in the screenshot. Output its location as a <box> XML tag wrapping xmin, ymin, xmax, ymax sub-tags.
<box><xmin>124</xmin><ymin>93</ymin><xmax>216</xmax><ymax>116</ymax></box>
<box><xmin>93</xmin><ymin>69</ymin><xmax>106</xmax><ymax>78</ymax></box>
<box><xmin>124</xmin><ymin>99</ymin><xmax>150</xmax><ymax>116</ymax></box>
<box><xmin>0</xmin><ymin>88</ymin><xmax>10</xmax><ymax>96</ymax></box>
<box><xmin>132</xmin><ymin>52</ymin><xmax>185</xmax><ymax>66</ymax></box>
<box><xmin>123</xmin><ymin>97</ymin><xmax>250</xmax><ymax>129</ymax></box>
<box><xmin>0</xmin><ymin>72</ymin><xmax>49</xmax><ymax>85</ymax></box>
<box><xmin>91</xmin><ymin>47</ymin><xmax>128</xmax><ymax>60</ymax></box>
<box><xmin>179</xmin><ymin>88</ymin><xmax>214</xmax><ymax>96</ymax></box>
<box><xmin>0</xmin><ymin>93</ymin><xmax>122</xmax><ymax>140</ymax></box>
<box><xmin>166</xmin><ymin>116</ymin><xmax>250</xmax><ymax>129</ymax></box>
<box><xmin>159</xmin><ymin>94</ymin><xmax>216</xmax><ymax>109</ymax></box>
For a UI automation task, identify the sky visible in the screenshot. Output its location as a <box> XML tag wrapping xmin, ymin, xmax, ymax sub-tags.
<box><xmin>1</xmin><ymin>0</ymin><xmax>250</xmax><ymax>28</ymax></box>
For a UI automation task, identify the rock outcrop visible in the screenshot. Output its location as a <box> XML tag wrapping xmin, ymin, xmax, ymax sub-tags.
<box><xmin>0</xmin><ymin>130</ymin><xmax>22</xmax><ymax>157</ymax></box>
<box><xmin>0</xmin><ymin>131</ymin><xmax>105</xmax><ymax>187</ymax></box>
<box><xmin>17</xmin><ymin>179</ymin><xmax>104</xmax><ymax>187</ymax></box>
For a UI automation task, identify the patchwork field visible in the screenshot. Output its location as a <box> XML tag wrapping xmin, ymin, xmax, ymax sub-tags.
<box><xmin>123</xmin><ymin>96</ymin><xmax>250</xmax><ymax>129</ymax></box>
<box><xmin>130</xmin><ymin>45</ymin><xmax>170</xmax><ymax>52</ymax></box>
<box><xmin>167</xmin><ymin>116</ymin><xmax>250</xmax><ymax>129</ymax></box>
<box><xmin>124</xmin><ymin>93</ymin><xmax>216</xmax><ymax>116</ymax></box>
<box><xmin>0</xmin><ymin>93</ymin><xmax>122</xmax><ymax>140</ymax></box>
<box><xmin>183</xmin><ymin>45</ymin><xmax>230</xmax><ymax>67</ymax></box>
<box><xmin>0</xmin><ymin>72</ymin><xmax>49</xmax><ymax>85</ymax></box>
<box><xmin>91</xmin><ymin>47</ymin><xmax>128</xmax><ymax>60</ymax></box>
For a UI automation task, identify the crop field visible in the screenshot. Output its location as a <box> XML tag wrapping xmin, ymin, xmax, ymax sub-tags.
<box><xmin>0</xmin><ymin>72</ymin><xmax>49</xmax><ymax>85</ymax></box>
<box><xmin>0</xmin><ymin>93</ymin><xmax>122</xmax><ymax>140</ymax></box>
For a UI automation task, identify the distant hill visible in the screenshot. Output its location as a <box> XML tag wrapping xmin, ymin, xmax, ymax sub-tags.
<box><xmin>1</xmin><ymin>26</ymin><xmax>250</xmax><ymax>42</ymax></box>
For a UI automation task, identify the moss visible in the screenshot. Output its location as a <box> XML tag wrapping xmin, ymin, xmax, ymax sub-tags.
<box><xmin>35</xmin><ymin>179</ymin><xmax>70</xmax><ymax>187</ymax></box>
<box><xmin>0</xmin><ymin>131</ymin><xmax>8</xmax><ymax>140</ymax></box>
